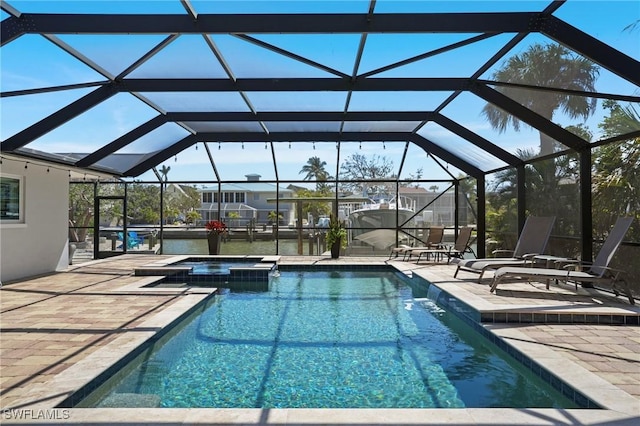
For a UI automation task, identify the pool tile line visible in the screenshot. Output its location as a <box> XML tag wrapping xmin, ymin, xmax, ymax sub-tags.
<box><xmin>279</xmin><ymin>263</ymin><xmax>393</xmax><ymax>271</ymax></box>
<box><xmin>480</xmin><ymin>310</ymin><xmax>639</xmax><ymax>326</ymax></box>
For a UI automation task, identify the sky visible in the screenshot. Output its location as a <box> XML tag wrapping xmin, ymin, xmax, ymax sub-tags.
<box><xmin>1</xmin><ymin>0</ymin><xmax>638</xmax><ymax>184</ymax></box>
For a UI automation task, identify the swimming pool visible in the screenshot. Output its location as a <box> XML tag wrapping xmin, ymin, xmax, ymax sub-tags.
<box><xmin>75</xmin><ymin>269</ymin><xmax>583</xmax><ymax>409</ymax></box>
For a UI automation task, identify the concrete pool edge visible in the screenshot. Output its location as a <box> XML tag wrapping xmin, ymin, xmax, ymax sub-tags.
<box><xmin>2</xmin><ymin>407</ymin><xmax>638</xmax><ymax>425</ymax></box>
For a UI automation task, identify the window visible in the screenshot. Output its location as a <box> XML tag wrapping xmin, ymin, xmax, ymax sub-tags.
<box><xmin>235</xmin><ymin>192</ymin><xmax>245</xmax><ymax>203</ymax></box>
<box><xmin>213</xmin><ymin>192</ymin><xmax>218</xmax><ymax>203</ymax></box>
<box><xmin>1</xmin><ymin>175</ymin><xmax>23</xmax><ymax>222</ymax></box>
<box><xmin>224</xmin><ymin>192</ymin><xmax>232</xmax><ymax>203</ymax></box>
<box><xmin>202</xmin><ymin>192</ymin><xmax>212</xmax><ymax>203</ymax></box>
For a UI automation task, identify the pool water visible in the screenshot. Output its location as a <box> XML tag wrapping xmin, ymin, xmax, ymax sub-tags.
<box><xmin>80</xmin><ymin>270</ymin><xmax>578</xmax><ymax>409</ymax></box>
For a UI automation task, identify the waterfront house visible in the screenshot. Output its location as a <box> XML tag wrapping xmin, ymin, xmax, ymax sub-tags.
<box><xmin>198</xmin><ymin>174</ymin><xmax>294</xmax><ymax>226</ymax></box>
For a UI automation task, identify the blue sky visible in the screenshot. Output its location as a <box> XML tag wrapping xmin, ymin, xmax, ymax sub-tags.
<box><xmin>1</xmin><ymin>1</ymin><xmax>638</xmax><ymax>184</ymax></box>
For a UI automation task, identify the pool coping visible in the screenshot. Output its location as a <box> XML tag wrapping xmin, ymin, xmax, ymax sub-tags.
<box><xmin>2</xmin><ymin>257</ymin><xmax>639</xmax><ymax>425</ymax></box>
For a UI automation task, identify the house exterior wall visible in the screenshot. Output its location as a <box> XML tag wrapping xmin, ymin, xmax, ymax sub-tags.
<box><xmin>198</xmin><ymin>185</ymin><xmax>294</xmax><ymax>224</ymax></box>
<box><xmin>1</xmin><ymin>161</ymin><xmax>69</xmax><ymax>282</ymax></box>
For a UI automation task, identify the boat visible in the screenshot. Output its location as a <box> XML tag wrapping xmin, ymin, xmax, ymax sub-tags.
<box><xmin>347</xmin><ymin>195</ymin><xmax>416</xmax><ymax>248</ymax></box>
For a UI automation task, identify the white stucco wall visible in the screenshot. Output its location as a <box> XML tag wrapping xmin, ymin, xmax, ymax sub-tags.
<box><xmin>1</xmin><ymin>161</ymin><xmax>69</xmax><ymax>283</ymax></box>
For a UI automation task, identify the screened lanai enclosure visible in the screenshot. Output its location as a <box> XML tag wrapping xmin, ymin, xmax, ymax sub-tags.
<box><xmin>1</xmin><ymin>1</ymin><xmax>639</xmax><ymax>291</ymax></box>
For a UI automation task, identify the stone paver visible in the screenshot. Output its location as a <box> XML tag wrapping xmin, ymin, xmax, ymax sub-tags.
<box><xmin>0</xmin><ymin>255</ymin><xmax>203</xmax><ymax>409</ymax></box>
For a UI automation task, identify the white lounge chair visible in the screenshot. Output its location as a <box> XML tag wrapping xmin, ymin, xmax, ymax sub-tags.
<box><xmin>490</xmin><ymin>217</ymin><xmax>634</xmax><ymax>304</ymax></box>
<box><xmin>414</xmin><ymin>226</ymin><xmax>475</xmax><ymax>264</ymax></box>
<box><xmin>452</xmin><ymin>216</ymin><xmax>556</xmax><ymax>282</ymax></box>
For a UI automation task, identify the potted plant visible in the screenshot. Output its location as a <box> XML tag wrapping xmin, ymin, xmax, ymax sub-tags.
<box><xmin>326</xmin><ymin>215</ymin><xmax>347</xmax><ymax>259</ymax></box>
<box><xmin>205</xmin><ymin>220</ymin><xmax>227</xmax><ymax>255</ymax></box>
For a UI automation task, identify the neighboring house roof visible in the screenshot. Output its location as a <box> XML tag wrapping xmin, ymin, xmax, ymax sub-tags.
<box><xmin>399</xmin><ymin>186</ymin><xmax>429</xmax><ymax>194</ymax></box>
<box><xmin>166</xmin><ymin>183</ymin><xmax>188</xmax><ymax>196</ymax></box>
<box><xmin>286</xmin><ymin>184</ymin><xmax>308</xmax><ymax>192</ymax></box>
<box><xmin>199</xmin><ymin>183</ymin><xmax>293</xmax><ymax>193</ymax></box>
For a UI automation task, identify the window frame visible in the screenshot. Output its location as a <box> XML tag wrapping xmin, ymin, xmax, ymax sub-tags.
<box><xmin>0</xmin><ymin>174</ymin><xmax>25</xmax><ymax>224</ymax></box>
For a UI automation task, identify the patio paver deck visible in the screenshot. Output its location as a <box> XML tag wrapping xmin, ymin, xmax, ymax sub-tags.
<box><xmin>1</xmin><ymin>254</ymin><xmax>638</xmax><ymax>425</ymax></box>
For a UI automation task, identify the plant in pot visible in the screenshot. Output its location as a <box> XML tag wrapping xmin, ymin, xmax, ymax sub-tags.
<box><xmin>326</xmin><ymin>215</ymin><xmax>347</xmax><ymax>259</ymax></box>
<box><xmin>205</xmin><ymin>220</ymin><xmax>227</xmax><ymax>255</ymax></box>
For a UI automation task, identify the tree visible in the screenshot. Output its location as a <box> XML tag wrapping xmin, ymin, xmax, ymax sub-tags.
<box><xmin>482</xmin><ymin>43</ymin><xmax>599</xmax><ymax>155</ymax></box>
<box><xmin>185</xmin><ymin>210</ymin><xmax>201</xmax><ymax>226</ymax></box>
<box><xmin>481</xmin><ymin>43</ymin><xmax>600</xmax><ymax>253</ymax></box>
<box><xmin>299</xmin><ymin>156</ymin><xmax>331</xmax><ymax>190</ymax></box>
<box><xmin>159</xmin><ymin>165</ymin><xmax>171</xmax><ymax>182</ymax></box>
<box><xmin>398</xmin><ymin>167</ymin><xmax>424</xmax><ymax>188</ymax></box>
<box><xmin>164</xmin><ymin>185</ymin><xmax>201</xmax><ymax>223</ymax></box>
<box><xmin>485</xmin><ymin>146</ymin><xmax>582</xmax><ymax>255</ymax></box>
<box><xmin>69</xmin><ymin>183</ymin><xmax>95</xmax><ymax>242</ymax></box>
<box><xmin>457</xmin><ymin>175</ymin><xmax>478</xmax><ymax>225</ymax></box>
<box><xmin>624</xmin><ymin>19</ymin><xmax>639</xmax><ymax>33</ymax></box>
<box><xmin>127</xmin><ymin>183</ymin><xmax>161</xmax><ymax>224</ymax></box>
<box><xmin>593</xmin><ymin>101</ymin><xmax>640</xmax><ymax>239</ymax></box>
<box><xmin>69</xmin><ymin>182</ymin><xmax>124</xmax><ymax>240</ymax></box>
<box><xmin>338</xmin><ymin>153</ymin><xmax>394</xmax><ymax>195</ymax></box>
<box><xmin>296</xmin><ymin>187</ymin><xmax>333</xmax><ymax>221</ymax></box>
<box><xmin>598</xmin><ymin>100</ymin><xmax>640</xmax><ymax>138</ymax></box>
<box><xmin>591</xmin><ymin>100</ymin><xmax>640</xmax><ymax>290</ymax></box>
<box><xmin>267</xmin><ymin>210</ymin><xmax>283</xmax><ymax>225</ymax></box>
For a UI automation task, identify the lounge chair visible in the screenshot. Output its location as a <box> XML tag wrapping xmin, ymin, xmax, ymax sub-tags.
<box><xmin>490</xmin><ymin>217</ymin><xmax>634</xmax><ymax>304</ymax></box>
<box><xmin>415</xmin><ymin>226</ymin><xmax>475</xmax><ymax>264</ymax></box>
<box><xmin>392</xmin><ymin>226</ymin><xmax>446</xmax><ymax>261</ymax></box>
<box><xmin>388</xmin><ymin>244</ymin><xmax>412</xmax><ymax>260</ymax></box>
<box><xmin>388</xmin><ymin>226</ymin><xmax>445</xmax><ymax>260</ymax></box>
<box><xmin>452</xmin><ymin>216</ymin><xmax>556</xmax><ymax>282</ymax></box>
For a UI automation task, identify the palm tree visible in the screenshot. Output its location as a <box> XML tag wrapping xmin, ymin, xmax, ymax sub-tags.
<box><xmin>299</xmin><ymin>156</ymin><xmax>330</xmax><ymax>190</ymax></box>
<box><xmin>159</xmin><ymin>165</ymin><xmax>171</xmax><ymax>182</ymax></box>
<box><xmin>482</xmin><ymin>43</ymin><xmax>599</xmax><ymax>155</ymax></box>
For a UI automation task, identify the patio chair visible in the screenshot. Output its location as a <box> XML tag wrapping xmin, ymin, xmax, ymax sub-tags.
<box><xmin>128</xmin><ymin>231</ymin><xmax>143</xmax><ymax>249</ymax></box>
<box><xmin>490</xmin><ymin>217</ymin><xmax>634</xmax><ymax>304</ymax></box>
<box><xmin>415</xmin><ymin>226</ymin><xmax>476</xmax><ymax>264</ymax></box>
<box><xmin>117</xmin><ymin>231</ymin><xmax>143</xmax><ymax>250</ymax></box>
<box><xmin>388</xmin><ymin>226</ymin><xmax>445</xmax><ymax>260</ymax></box>
<box><xmin>452</xmin><ymin>216</ymin><xmax>556</xmax><ymax>282</ymax></box>
<box><xmin>396</xmin><ymin>226</ymin><xmax>446</xmax><ymax>261</ymax></box>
